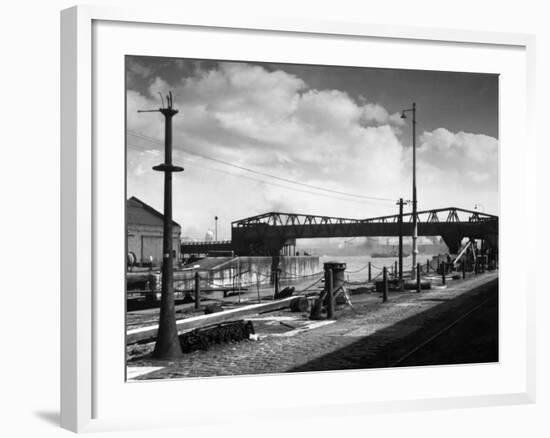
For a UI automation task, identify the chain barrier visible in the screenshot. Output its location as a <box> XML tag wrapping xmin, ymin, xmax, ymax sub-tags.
<box><xmin>346</xmin><ymin>262</ymin><xmax>371</xmax><ymax>274</ymax></box>
<box><xmin>301</xmin><ymin>275</ymin><xmax>325</xmax><ymax>292</ymax></box>
<box><xmin>279</xmin><ymin>270</ymin><xmax>325</xmax><ymax>281</ymax></box>
<box><xmin>178</xmin><ymin>256</ymin><xmax>464</xmax><ymax>297</ymax></box>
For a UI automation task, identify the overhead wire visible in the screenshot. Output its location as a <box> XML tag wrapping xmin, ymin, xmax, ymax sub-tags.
<box><xmin>127</xmin><ymin>130</ymin><xmax>397</xmax><ymax>203</ymax></box>
<box><xmin>127</xmin><ymin>141</ymin><xmax>394</xmax><ymax>207</ymax></box>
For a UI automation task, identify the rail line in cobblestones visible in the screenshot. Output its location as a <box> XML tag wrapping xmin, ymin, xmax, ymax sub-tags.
<box><xmin>389</xmin><ymin>294</ymin><xmax>496</xmax><ymax>367</ymax></box>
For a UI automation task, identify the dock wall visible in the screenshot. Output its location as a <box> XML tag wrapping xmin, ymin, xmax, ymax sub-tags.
<box><xmin>133</xmin><ymin>256</ymin><xmax>320</xmax><ymax>293</ymax></box>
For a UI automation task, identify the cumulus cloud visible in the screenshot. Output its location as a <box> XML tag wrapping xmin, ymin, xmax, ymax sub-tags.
<box><xmin>361</xmin><ymin>103</ymin><xmax>406</xmax><ymax>127</ymax></box>
<box><xmin>127</xmin><ymin>62</ymin><xmax>406</xmax><ymax>195</ymax></box>
<box><xmin>418</xmin><ymin>128</ymin><xmax>498</xmax><ymax>189</ymax></box>
<box><xmin>406</xmin><ymin>128</ymin><xmax>499</xmax><ymax>214</ymax></box>
<box><xmin>126</xmin><ymin>61</ymin><xmax>498</xmax><ymax>237</ymax></box>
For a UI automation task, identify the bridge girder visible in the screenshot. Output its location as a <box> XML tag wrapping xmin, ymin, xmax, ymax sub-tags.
<box><xmin>182</xmin><ymin>207</ymin><xmax>499</xmax><ymax>256</ymax></box>
<box><xmin>231</xmin><ymin>221</ymin><xmax>498</xmax><ymax>255</ymax></box>
<box><xmin>230</xmin><ymin>207</ymin><xmax>498</xmax><ymax>256</ymax></box>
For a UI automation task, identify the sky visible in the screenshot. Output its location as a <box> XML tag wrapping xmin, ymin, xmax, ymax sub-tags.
<box><xmin>126</xmin><ymin>56</ymin><xmax>499</xmax><ymax>241</ymax></box>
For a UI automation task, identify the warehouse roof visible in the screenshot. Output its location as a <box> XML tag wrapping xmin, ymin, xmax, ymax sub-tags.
<box><xmin>127</xmin><ymin>196</ymin><xmax>181</xmax><ymax>228</ymax></box>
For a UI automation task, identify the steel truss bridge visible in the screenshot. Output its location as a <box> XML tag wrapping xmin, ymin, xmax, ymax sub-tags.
<box><xmin>181</xmin><ymin>207</ymin><xmax>498</xmax><ymax>256</ymax></box>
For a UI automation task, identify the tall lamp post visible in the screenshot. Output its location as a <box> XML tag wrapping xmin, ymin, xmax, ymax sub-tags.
<box><xmin>400</xmin><ymin>102</ymin><xmax>418</xmax><ymax>279</ymax></box>
<box><xmin>138</xmin><ymin>92</ymin><xmax>184</xmax><ymax>358</ymax></box>
<box><xmin>215</xmin><ymin>216</ymin><xmax>218</xmax><ymax>241</ymax></box>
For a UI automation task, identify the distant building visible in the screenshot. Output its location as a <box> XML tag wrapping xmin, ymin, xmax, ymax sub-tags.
<box><xmin>127</xmin><ymin>196</ymin><xmax>181</xmax><ymax>266</ymax></box>
<box><xmin>204</xmin><ymin>229</ymin><xmax>214</xmax><ymax>241</ymax></box>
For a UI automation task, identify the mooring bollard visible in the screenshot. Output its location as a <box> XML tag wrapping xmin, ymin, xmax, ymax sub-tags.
<box><xmin>382</xmin><ymin>266</ymin><xmax>388</xmax><ymax>302</ymax></box>
<box><xmin>441</xmin><ymin>263</ymin><xmax>446</xmax><ymax>285</ymax></box>
<box><xmin>416</xmin><ymin>263</ymin><xmax>421</xmax><ymax>293</ymax></box>
<box><xmin>194</xmin><ymin>271</ymin><xmax>200</xmax><ymax>309</ymax></box>
<box><xmin>327</xmin><ymin>268</ymin><xmax>334</xmax><ymax>319</ymax></box>
<box><xmin>368</xmin><ymin>261</ymin><xmax>371</xmax><ymax>282</ymax></box>
<box><xmin>312</xmin><ymin>261</ymin><xmax>347</xmax><ymax>320</ymax></box>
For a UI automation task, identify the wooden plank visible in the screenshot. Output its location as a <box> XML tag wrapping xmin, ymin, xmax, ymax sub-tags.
<box><xmin>126</xmin><ymin>295</ymin><xmax>302</xmax><ymax>344</ymax></box>
<box><xmin>127</xmin><ymin>288</ymin><xmax>248</xmax><ymax>295</ymax></box>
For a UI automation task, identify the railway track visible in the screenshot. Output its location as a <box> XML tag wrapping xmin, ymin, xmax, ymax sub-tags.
<box><xmin>390</xmin><ymin>292</ymin><xmax>498</xmax><ymax>367</ymax></box>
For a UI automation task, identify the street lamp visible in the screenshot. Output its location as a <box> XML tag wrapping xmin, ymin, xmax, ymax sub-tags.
<box><xmin>400</xmin><ymin>102</ymin><xmax>418</xmax><ymax>280</ymax></box>
<box><xmin>214</xmin><ymin>216</ymin><xmax>219</xmax><ymax>241</ymax></box>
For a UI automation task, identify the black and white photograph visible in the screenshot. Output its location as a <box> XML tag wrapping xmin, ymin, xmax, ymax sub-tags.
<box><xmin>125</xmin><ymin>55</ymin><xmax>499</xmax><ymax>381</ymax></box>
<box><xmin>2</xmin><ymin>0</ymin><xmax>548</xmax><ymax>434</ymax></box>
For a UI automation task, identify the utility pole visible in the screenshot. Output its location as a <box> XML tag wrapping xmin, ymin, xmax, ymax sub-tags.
<box><xmin>400</xmin><ymin>102</ymin><xmax>418</xmax><ymax>279</ymax></box>
<box><xmin>138</xmin><ymin>92</ymin><xmax>184</xmax><ymax>359</ymax></box>
<box><xmin>397</xmin><ymin>198</ymin><xmax>404</xmax><ymax>282</ymax></box>
<box><xmin>411</xmin><ymin>102</ymin><xmax>418</xmax><ymax>280</ymax></box>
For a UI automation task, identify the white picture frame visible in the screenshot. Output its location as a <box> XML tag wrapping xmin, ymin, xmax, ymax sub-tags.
<box><xmin>60</xmin><ymin>5</ymin><xmax>536</xmax><ymax>433</ymax></box>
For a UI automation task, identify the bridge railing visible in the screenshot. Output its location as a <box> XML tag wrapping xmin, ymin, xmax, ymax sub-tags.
<box><xmin>181</xmin><ymin>240</ymin><xmax>232</xmax><ymax>246</ymax></box>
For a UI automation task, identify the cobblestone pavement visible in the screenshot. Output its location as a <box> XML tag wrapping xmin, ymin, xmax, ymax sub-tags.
<box><xmin>128</xmin><ymin>272</ymin><xmax>498</xmax><ymax>380</ymax></box>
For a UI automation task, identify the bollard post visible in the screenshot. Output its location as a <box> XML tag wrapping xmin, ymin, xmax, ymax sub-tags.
<box><xmin>441</xmin><ymin>263</ymin><xmax>446</xmax><ymax>285</ymax></box>
<box><xmin>462</xmin><ymin>261</ymin><xmax>466</xmax><ymax>279</ymax></box>
<box><xmin>327</xmin><ymin>268</ymin><xmax>335</xmax><ymax>319</ymax></box>
<box><xmin>368</xmin><ymin>262</ymin><xmax>371</xmax><ymax>282</ymax></box>
<box><xmin>274</xmin><ymin>268</ymin><xmax>280</xmax><ymax>299</ymax></box>
<box><xmin>194</xmin><ymin>271</ymin><xmax>200</xmax><ymax>309</ymax></box>
<box><xmin>416</xmin><ymin>263</ymin><xmax>421</xmax><ymax>293</ymax></box>
<box><xmin>382</xmin><ymin>267</ymin><xmax>388</xmax><ymax>303</ymax></box>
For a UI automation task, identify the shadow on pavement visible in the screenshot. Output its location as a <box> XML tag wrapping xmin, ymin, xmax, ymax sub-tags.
<box><xmin>288</xmin><ymin>279</ymin><xmax>498</xmax><ymax>373</ymax></box>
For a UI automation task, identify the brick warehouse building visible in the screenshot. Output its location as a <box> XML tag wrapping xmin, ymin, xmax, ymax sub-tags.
<box><xmin>127</xmin><ymin>196</ymin><xmax>181</xmax><ymax>266</ymax></box>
